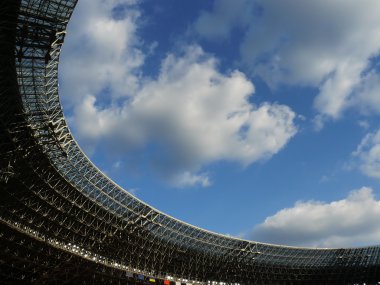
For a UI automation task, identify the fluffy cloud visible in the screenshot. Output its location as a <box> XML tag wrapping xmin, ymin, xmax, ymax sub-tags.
<box><xmin>194</xmin><ymin>0</ymin><xmax>253</xmax><ymax>40</ymax></box>
<box><xmin>251</xmin><ymin>187</ymin><xmax>380</xmax><ymax>247</ymax></box>
<box><xmin>353</xmin><ymin>129</ymin><xmax>380</xmax><ymax>179</ymax></box>
<box><xmin>353</xmin><ymin>70</ymin><xmax>380</xmax><ymax>115</ymax></box>
<box><xmin>195</xmin><ymin>0</ymin><xmax>380</xmax><ymax>121</ymax></box>
<box><xmin>60</xmin><ymin>0</ymin><xmax>298</xmax><ymax>187</ymax></box>
<box><xmin>60</xmin><ymin>0</ymin><xmax>144</xmax><ymax>107</ymax></box>
<box><xmin>72</xmin><ymin>46</ymin><xmax>297</xmax><ymax>187</ymax></box>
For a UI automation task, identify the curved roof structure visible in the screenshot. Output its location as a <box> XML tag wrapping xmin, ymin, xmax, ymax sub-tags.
<box><xmin>0</xmin><ymin>0</ymin><xmax>380</xmax><ymax>284</ymax></box>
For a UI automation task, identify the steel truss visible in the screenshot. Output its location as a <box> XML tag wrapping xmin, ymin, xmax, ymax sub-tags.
<box><xmin>0</xmin><ymin>0</ymin><xmax>380</xmax><ymax>284</ymax></box>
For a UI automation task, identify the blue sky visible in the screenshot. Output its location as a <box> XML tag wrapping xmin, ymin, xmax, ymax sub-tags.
<box><xmin>59</xmin><ymin>0</ymin><xmax>380</xmax><ymax>248</ymax></box>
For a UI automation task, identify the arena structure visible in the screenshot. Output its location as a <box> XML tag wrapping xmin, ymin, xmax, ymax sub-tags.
<box><xmin>0</xmin><ymin>0</ymin><xmax>380</xmax><ymax>284</ymax></box>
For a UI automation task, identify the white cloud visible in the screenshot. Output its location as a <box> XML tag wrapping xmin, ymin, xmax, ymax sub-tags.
<box><xmin>353</xmin><ymin>70</ymin><xmax>380</xmax><ymax>115</ymax></box>
<box><xmin>60</xmin><ymin>0</ymin><xmax>144</xmax><ymax>107</ymax></box>
<box><xmin>357</xmin><ymin>120</ymin><xmax>370</xmax><ymax>130</ymax></box>
<box><xmin>194</xmin><ymin>0</ymin><xmax>380</xmax><ymax>121</ymax></box>
<box><xmin>251</xmin><ymin>187</ymin><xmax>380</xmax><ymax>247</ymax></box>
<box><xmin>61</xmin><ymin>1</ymin><xmax>298</xmax><ymax>187</ymax></box>
<box><xmin>312</xmin><ymin>114</ymin><xmax>326</xmax><ymax>132</ymax></box>
<box><xmin>171</xmin><ymin>172</ymin><xmax>211</xmax><ymax>188</ymax></box>
<box><xmin>194</xmin><ymin>0</ymin><xmax>252</xmax><ymax>40</ymax></box>
<box><xmin>71</xmin><ymin>46</ymin><xmax>297</xmax><ymax>187</ymax></box>
<box><xmin>353</xmin><ymin>129</ymin><xmax>380</xmax><ymax>179</ymax></box>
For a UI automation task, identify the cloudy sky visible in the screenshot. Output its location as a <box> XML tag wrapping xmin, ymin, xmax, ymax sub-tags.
<box><xmin>59</xmin><ymin>0</ymin><xmax>380</xmax><ymax>248</ymax></box>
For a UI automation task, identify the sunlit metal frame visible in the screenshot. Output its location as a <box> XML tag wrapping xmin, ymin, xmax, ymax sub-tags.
<box><xmin>1</xmin><ymin>0</ymin><xmax>380</xmax><ymax>284</ymax></box>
